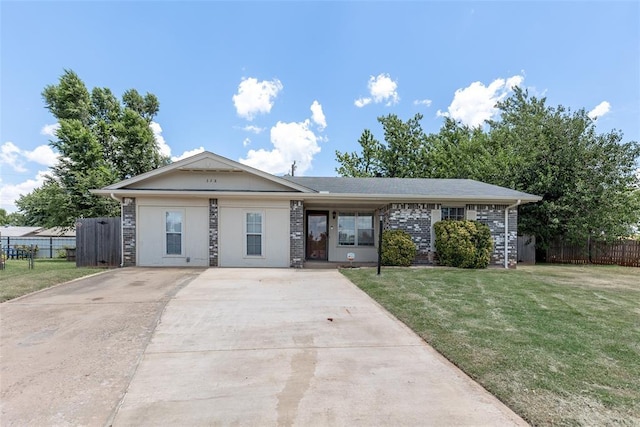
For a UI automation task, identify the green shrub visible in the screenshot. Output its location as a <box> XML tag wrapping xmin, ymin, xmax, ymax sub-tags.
<box><xmin>381</xmin><ymin>230</ymin><xmax>417</xmax><ymax>266</ymax></box>
<box><xmin>56</xmin><ymin>245</ymin><xmax>75</xmax><ymax>259</ymax></box>
<box><xmin>434</xmin><ymin>220</ymin><xmax>493</xmax><ymax>268</ymax></box>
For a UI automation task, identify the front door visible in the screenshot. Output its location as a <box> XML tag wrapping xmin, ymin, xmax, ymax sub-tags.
<box><xmin>306</xmin><ymin>211</ymin><xmax>328</xmax><ymax>260</ymax></box>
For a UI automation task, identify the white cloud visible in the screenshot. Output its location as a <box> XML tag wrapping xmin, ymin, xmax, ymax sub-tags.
<box><xmin>0</xmin><ymin>142</ymin><xmax>25</xmax><ymax>172</ymax></box>
<box><xmin>242</xmin><ymin>125</ymin><xmax>265</xmax><ymax>134</ymax></box>
<box><xmin>0</xmin><ymin>170</ymin><xmax>50</xmax><ymax>213</ymax></box>
<box><xmin>369</xmin><ymin>73</ymin><xmax>399</xmax><ymax>105</ymax></box>
<box><xmin>40</xmin><ymin>123</ymin><xmax>60</xmax><ymax>137</ymax></box>
<box><xmin>240</xmin><ymin>119</ymin><xmax>321</xmax><ymax>175</ymax></box>
<box><xmin>150</xmin><ymin>121</ymin><xmax>171</xmax><ymax>157</ymax></box>
<box><xmin>24</xmin><ymin>145</ymin><xmax>58</xmax><ymax>167</ymax></box>
<box><xmin>243</xmin><ymin>138</ymin><xmax>251</xmax><ymax>147</ymax></box>
<box><xmin>413</xmin><ymin>99</ymin><xmax>433</xmax><ymax>107</ymax></box>
<box><xmin>232</xmin><ymin>77</ymin><xmax>283</xmax><ymax>120</ymax></box>
<box><xmin>310</xmin><ymin>100</ymin><xmax>326</xmax><ymax>130</ymax></box>
<box><xmin>171</xmin><ymin>147</ymin><xmax>205</xmax><ymax>162</ymax></box>
<box><xmin>439</xmin><ymin>75</ymin><xmax>524</xmax><ymax>127</ymax></box>
<box><xmin>355</xmin><ymin>73</ymin><xmax>400</xmax><ymax>108</ymax></box>
<box><xmin>588</xmin><ymin>101</ymin><xmax>611</xmax><ymax>120</ymax></box>
<box><xmin>354</xmin><ymin>97</ymin><xmax>372</xmax><ymax>108</ymax></box>
<box><xmin>505</xmin><ymin>75</ymin><xmax>524</xmax><ymax>89</ymax></box>
<box><xmin>0</xmin><ymin>141</ymin><xmax>57</xmax><ymax>172</ymax></box>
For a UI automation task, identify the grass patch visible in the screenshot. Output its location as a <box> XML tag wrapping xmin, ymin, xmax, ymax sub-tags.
<box><xmin>0</xmin><ymin>259</ymin><xmax>101</xmax><ymax>302</ymax></box>
<box><xmin>342</xmin><ymin>265</ymin><xmax>640</xmax><ymax>426</ymax></box>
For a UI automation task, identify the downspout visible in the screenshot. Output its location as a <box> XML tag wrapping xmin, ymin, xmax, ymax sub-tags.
<box><xmin>110</xmin><ymin>193</ymin><xmax>124</xmax><ymax>268</ymax></box>
<box><xmin>504</xmin><ymin>199</ymin><xmax>521</xmax><ymax>269</ymax></box>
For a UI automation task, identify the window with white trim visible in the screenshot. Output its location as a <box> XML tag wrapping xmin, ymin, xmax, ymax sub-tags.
<box><xmin>165</xmin><ymin>211</ymin><xmax>183</xmax><ymax>255</ymax></box>
<box><xmin>338</xmin><ymin>212</ymin><xmax>374</xmax><ymax>246</ymax></box>
<box><xmin>442</xmin><ymin>207</ymin><xmax>465</xmax><ymax>221</ymax></box>
<box><xmin>246</xmin><ymin>212</ymin><xmax>263</xmax><ymax>256</ymax></box>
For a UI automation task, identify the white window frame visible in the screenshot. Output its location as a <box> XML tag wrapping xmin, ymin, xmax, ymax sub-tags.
<box><xmin>244</xmin><ymin>210</ymin><xmax>265</xmax><ymax>258</ymax></box>
<box><xmin>337</xmin><ymin>212</ymin><xmax>375</xmax><ymax>247</ymax></box>
<box><xmin>442</xmin><ymin>207</ymin><xmax>465</xmax><ymax>221</ymax></box>
<box><xmin>164</xmin><ymin>209</ymin><xmax>184</xmax><ymax>257</ymax></box>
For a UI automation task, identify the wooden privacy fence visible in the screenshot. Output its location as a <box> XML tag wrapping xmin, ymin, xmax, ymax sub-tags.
<box><xmin>76</xmin><ymin>217</ymin><xmax>121</xmax><ymax>267</ymax></box>
<box><xmin>547</xmin><ymin>239</ymin><xmax>640</xmax><ymax>267</ymax></box>
<box><xmin>517</xmin><ymin>235</ymin><xmax>536</xmax><ymax>264</ymax></box>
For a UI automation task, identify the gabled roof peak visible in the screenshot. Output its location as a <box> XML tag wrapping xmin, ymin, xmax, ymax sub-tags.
<box><xmin>102</xmin><ymin>151</ymin><xmax>313</xmax><ymax>193</ymax></box>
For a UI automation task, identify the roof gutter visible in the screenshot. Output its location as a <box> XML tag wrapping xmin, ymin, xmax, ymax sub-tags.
<box><xmin>504</xmin><ymin>199</ymin><xmax>521</xmax><ymax>269</ymax></box>
<box><xmin>91</xmin><ymin>189</ymin><xmax>540</xmax><ymax>204</ymax></box>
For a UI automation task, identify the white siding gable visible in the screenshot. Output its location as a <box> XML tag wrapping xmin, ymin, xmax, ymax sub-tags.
<box><xmin>125</xmin><ymin>170</ymin><xmax>299</xmax><ymax>192</ymax></box>
<box><xmin>176</xmin><ymin>157</ymin><xmax>242</xmax><ymax>171</ymax></box>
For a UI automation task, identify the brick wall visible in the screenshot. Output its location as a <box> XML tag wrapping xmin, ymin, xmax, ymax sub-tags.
<box><xmin>378</xmin><ymin>202</ymin><xmax>518</xmax><ymax>268</ymax></box>
<box><xmin>122</xmin><ymin>197</ymin><xmax>136</xmax><ymax>267</ymax></box>
<box><xmin>290</xmin><ymin>200</ymin><xmax>304</xmax><ymax>268</ymax></box>
<box><xmin>381</xmin><ymin>203</ymin><xmax>437</xmax><ymax>264</ymax></box>
<box><xmin>209</xmin><ymin>199</ymin><xmax>218</xmax><ymax>267</ymax></box>
<box><xmin>473</xmin><ymin>204</ymin><xmax>518</xmax><ymax>268</ymax></box>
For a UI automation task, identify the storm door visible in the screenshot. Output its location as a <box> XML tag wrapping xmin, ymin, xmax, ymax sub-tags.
<box><xmin>306</xmin><ymin>211</ymin><xmax>328</xmax><ymax>260</ymax></box>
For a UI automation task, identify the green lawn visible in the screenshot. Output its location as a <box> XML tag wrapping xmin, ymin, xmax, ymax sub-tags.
<box><xmin>342</xmin><ymin>265</ymin><xmax>640</xmax><ymax>426</ymax></box>
<box><xmin>0</xmin><ymin>259</ymin><xmax>102</xmax><ymax>302</ymax></box>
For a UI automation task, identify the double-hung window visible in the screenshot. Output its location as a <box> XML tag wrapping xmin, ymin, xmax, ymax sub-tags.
<box><xmin>442</xmin><ymin>207</ymin><xmax>465</xmax><ymax>221</ymax></box>
<box><xmin>165</xmin><ymin>211</ymin><xmax>183</xmax><ymax>255</ymax></box>
<box><xmin>246</xmin><ymin>212</ymin><xmax>263</xmax><ymax>256</ymax></box>
<box><xmin>338</xmin><ymin>212</ymin><xmax>374</xmax><ymax>246</ymax></box>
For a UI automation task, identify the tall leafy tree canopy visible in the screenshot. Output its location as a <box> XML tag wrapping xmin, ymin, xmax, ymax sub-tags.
<box><xmin>336</xmin><ymin>88</ymin><xmax>640</xmax><ymax>247</ymax></box>
<box><xmin>17</xmin><ymin>70</ymin><xmax>170</xmax><ymax>228</ymax></box>
<box><xmin>0</xmin><ymin>208</ymin><xmax>26</xmax><ymax>226</ymax></box>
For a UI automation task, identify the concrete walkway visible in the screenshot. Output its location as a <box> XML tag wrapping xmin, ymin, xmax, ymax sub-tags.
<box><xmin>112</xmin><ymin>269</ymin><xmax>527</xmax><ymax>426</ymax></box>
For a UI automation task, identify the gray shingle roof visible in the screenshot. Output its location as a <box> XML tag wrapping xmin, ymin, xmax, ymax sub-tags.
<box><xmin>282</xmin><ymin>177</ymin><xmax>539</xmax><ymax>200</ymax></box>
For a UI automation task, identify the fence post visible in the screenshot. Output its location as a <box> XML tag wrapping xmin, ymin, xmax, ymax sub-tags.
<box><xmin>29</xmin><ymin>244</ymin><xmax>34</xmax><ymax>269</ymax></box>
<box><xmin>50</xmin><ymin>237</ymin><xmax>53</xmax><ymax>259</ymax></box>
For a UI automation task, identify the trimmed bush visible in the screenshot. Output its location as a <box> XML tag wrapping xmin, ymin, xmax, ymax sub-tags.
<box><xmin>434</xmin><ymin>220</ymin><xmax>493</xmax><ymax>268</ymax></box>
<box><xmin>382</xmin><ymin>230</ymin><xmax>417</xmax><ymax>266</ymax></box>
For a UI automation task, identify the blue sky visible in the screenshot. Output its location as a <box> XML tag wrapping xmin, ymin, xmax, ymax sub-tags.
<box><xmin>1</xmin><ymin>1</ymin><xmax>639</xmax><ymax>212</ymax></box>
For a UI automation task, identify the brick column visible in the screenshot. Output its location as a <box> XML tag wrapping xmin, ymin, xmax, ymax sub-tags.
<box><xmin>209</xmin><ymin>199</ymin><xmax>219</xmax><ymax>267</ymax></box>
<box><xmin>122</xmin><ymin>197</ymin><xmax>136</xmax><ymax>267</ymax></box>
<box><xmin>290</xmin><ymin>200</ymin><xmax>304</xmax><ymax>268</ymax></box>
<box><xmin>506</xmin><ymin>207</ymin><xmax>518</xmax><ymax>268</ymax></box>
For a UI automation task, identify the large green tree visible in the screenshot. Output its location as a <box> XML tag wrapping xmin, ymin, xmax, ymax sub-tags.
<box><xmin>0</xmin><ymin>209</ymin><xmax>26</xmax><ymax>226</ymax></box>
<box><xmin>336</xmin><ymin>114</ymin><xmax>430</xmax><ymax>177</ymax></box>
<box><xmin>336</xmin><ymin>88</ymin><xmax>640</xmax><ymax>247</ymax></box>
<box><xmin>488</xmin><ymin>89</ymin><xmax>640</xmax><ymax>246</ymax></box>
<box><xmin>335</xmin><ymin>129</ymin><xmax>385</xmax><ymax>177</ymax></box>
<box><xmin>16</xmin><ymin>70</ymin><xmax>170</xmax><ymax>228</ymax></box>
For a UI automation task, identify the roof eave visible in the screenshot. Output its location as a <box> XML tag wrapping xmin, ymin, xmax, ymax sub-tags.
<box><xmin>92</xmin><ymin>189</ymin><xmax>541</xmax><ymax>204</ymax></box>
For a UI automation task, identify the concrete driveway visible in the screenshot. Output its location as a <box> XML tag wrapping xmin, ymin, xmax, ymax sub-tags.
<box><xmin>0</xmin><ymin>268</ymin><xmax>204</xmax><ymax>426</ymax></box>
<box><xmin>111</xmin><ymin>269</ymin><xmax>527</xmax><ymax>426</ymax></box>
